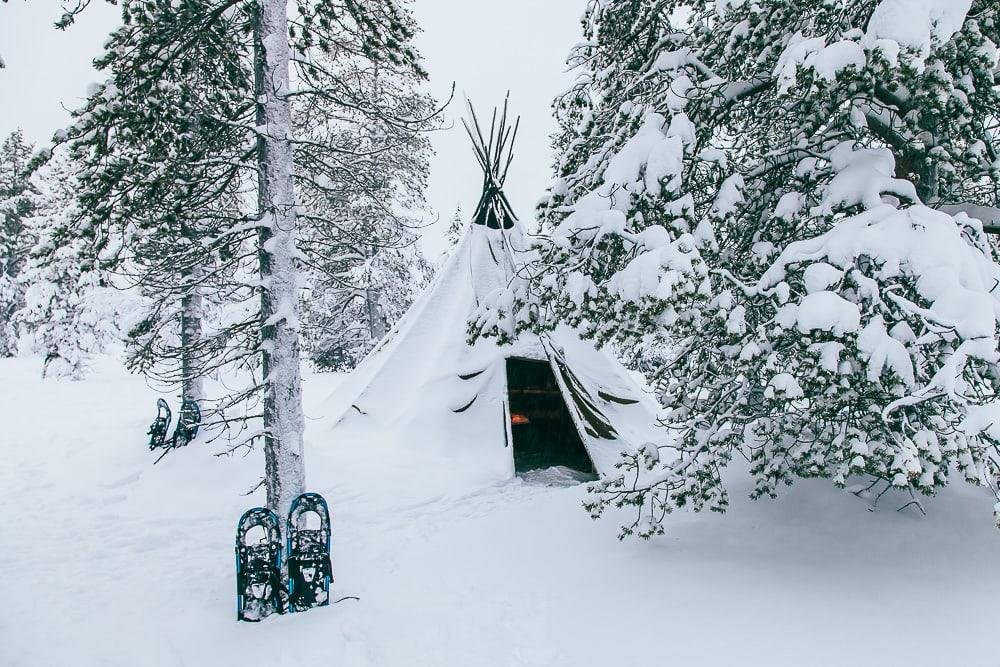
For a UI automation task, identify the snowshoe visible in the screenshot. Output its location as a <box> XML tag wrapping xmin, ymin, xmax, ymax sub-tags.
<box><xmin>286</xmin><ymin>493</ymin><xmax>332</xmax><ymax>613</ymax></box>
<box><xmin>147</xmin><ymin>399</ymin><xmax>171</xmax><ymax>450</ymax></box>
<box><xmin>236</xmin><ymin>508</ymin><xmax>284</xmax><ymax>622</ymax></box>
<box><xmin>171</xmin><ymin>399</ymin><xmax>201</xmax><ymax>447</ymax></box>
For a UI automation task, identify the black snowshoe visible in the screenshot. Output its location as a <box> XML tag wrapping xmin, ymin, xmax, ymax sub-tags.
<box><xmin>147</xmin><ymin>399</ymin><xmax>172</xmax><ymax>450</ymax></box>
<box><xmin>236</xmin><ymin>508</ymin><xmax>284</xmax><ymax>622</ymax></box>
<box><xmin>286</xmin><ymin>493</ymin><xmax>333</xmax><ymax>613</ymax></box>
<box><xmin>171</xmin><ymin>399</ymin><xmax>201</xmax><ymax>447</ymax></box>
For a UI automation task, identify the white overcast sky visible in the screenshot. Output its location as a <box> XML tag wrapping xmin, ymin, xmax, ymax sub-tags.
<box><xmin>0</xmin><ymin>0</ymin><xmax>586</xmax><ymax>257</ymax></box>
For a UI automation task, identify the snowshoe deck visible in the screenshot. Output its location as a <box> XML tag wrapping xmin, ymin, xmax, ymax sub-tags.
<box><xmin>286</xmin><ymin>493</ymin><xmax>332</xmax><ymax>613</ymax></box>
<box><xmin>236</xmin><ymin>508</ymin><xmax>283</xmax><ymax>622</ymax></box>
<box><xmin>147</xmin><ymin>399</ymin><xmax>171</xmax><ymax>450</ymax></box>
<box><xmin>171</xmin><ymin>399</ymin><xmax>201</xmax><ymax>447</ymax></box>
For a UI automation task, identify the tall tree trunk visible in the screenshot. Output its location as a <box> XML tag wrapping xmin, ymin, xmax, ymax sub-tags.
<box><xmin>917</xmin><ymin>159</ymin><xmax>939</xmax><ymax>204</ymax></box>
<box><xmin>179</xmin><ymin>261</ymin><xmax>204</xmax><ymax>405</ymax></box>
<box><xmin>365</xmin><ymin>286</ymin><xmax>386</xmax><ymax>342</ymax></box>
<box><xmin>364</xmin><ymin>248</ymin><xmax>386</xmax><ymax>342</ymax></box>
<box><xmin>255</xmin><ymin>0</ymin><xmax>306</xmax><ymax>520</ymax></box>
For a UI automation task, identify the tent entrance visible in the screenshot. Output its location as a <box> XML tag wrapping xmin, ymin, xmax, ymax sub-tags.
<box><xmin>506</xmin><ymin>358</ymin><xmax>595</xmax><ymax>474</ymax></box>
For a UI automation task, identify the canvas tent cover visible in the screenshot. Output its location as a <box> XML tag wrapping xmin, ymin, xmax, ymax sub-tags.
<box><xmin>321</xmin><ymin>219</ymin><xmax>667</xmax><ymax>481</ymax></box>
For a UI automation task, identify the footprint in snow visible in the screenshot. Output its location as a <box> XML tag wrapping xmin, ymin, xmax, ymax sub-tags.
<box><xmin>103</xmin><ymin>470</ymin><xmax>143</xmax><ymax>490</ymax></box>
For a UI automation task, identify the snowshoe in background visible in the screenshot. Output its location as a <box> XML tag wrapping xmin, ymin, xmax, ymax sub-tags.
<box><xmin>236</xmin><ymin>508</ymin><xmax>284</xmax><ymax>622</ymax></box>
<box><xmin>286</xmin><ymin>493</ymin><xmax>332</xmax><ymax>613</ymax></box>
<box><xmin>171</xmin><ymin>399</ymin><xmax>201</xmax><ymax>447</ymax></box>
<box><xmin>147</xmin><ymin>399</ymin><xmax>171</xmax><ymax>450</ymax></box>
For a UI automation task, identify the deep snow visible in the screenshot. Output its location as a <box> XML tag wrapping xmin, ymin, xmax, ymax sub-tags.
<box><xmin>2</xmin><ymin>355</ymin><xmax>1000</xmax><ymax>667</ymax></box>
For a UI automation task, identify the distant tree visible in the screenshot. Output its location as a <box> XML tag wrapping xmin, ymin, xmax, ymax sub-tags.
<box><xmin>445</xmin><ymin>204</ymin><xmax>466</xmax><ymax>246</ymax></box>
<box><xmin>303</xmin><ymin>199</ymin><xmax>432</xmax><ymax>370</ymax></box>
<box><xmin>13</xmin><ymin>151</ymin><xmax>134</xmax><ymax>378</ymax></box>
<box><xmin>0</xmin><ymin>130</ymin><xmax>36</xmax><ymax>356</ymax></box>
<box><xmin>296</xmin><ymin>54</ymin><xmax>437</xmax><ymax>371</ymax></box>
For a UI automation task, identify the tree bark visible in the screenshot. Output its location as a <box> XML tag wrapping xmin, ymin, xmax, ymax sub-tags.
<box><xmin>364</xmin><ymin>247</ymin><xmax>386</xmax><ymax>342</ymax></box>
<box><xmin>180</xmin><ymin>259</ymin><xmax>205</xmax><ymax>406</ymax></box>
<box><xmin>255</xmin><ymin>0</ymin><xmax>306</xmax><ymax>520</ymax></box>
<box><xmin>365</xmin><ymin>286</ymin><xmax>386</xmax><ymax>342</ymax></box>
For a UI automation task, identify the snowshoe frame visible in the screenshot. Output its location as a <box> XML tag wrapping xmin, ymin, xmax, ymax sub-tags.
<box><xmin>147</xmin><ymin>398</ymin><xmax>172</xmax><ymax>450</ymax></box>
<box><xmin>171</xmin><ymin>399</ymin><xmax>201</xmax><ymax>447</ymax></box>
<box><xmin>235</xmin><ymin>507</ymin><xmax>284</xmax><ymax>622</ymax></box>
<box><xmin>286</xmin><ymin>492</ymin><xmax>333</xmax><ymax>613</ymax></box>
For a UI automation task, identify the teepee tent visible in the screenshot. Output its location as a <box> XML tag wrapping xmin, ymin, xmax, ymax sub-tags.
<box><xmin>322</xmin><ymin>103</ymin><xmax>666</xmax><ymax>482</ymax></box>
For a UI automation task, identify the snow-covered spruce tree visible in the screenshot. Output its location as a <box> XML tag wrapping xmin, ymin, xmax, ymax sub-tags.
<box><xmin>445</xmin><ymin>204</ymin><xmax>466</xmax><ymax>246</ymax></box>
<box><xmin>0</xmin><ymin>130</ymin><xmax>36</xmax><ymax>356</ymax></box>
<box><xmin>57</xmin><ymin>0</ymin><xmax>432</xmax><ymax>517</ymax></box>
<box><xmin>65</xmin><ymin>0</ymin><xmax>252</xmax><ymax>410</ymax></box>
<box><xmin>12</xmin><ymin>151</ymin><xmax>133</xmax><ymax>379</ymax></box>
<box><xmin>472</xmin><ymin>0</ymin><xmax>1000</xmax><ymax>537</ymax></box>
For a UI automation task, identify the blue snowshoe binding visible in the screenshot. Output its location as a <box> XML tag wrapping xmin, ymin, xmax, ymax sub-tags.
<box><xmin>171</xmin><ymin>399</ymin><xmax>201</xmax><ymax>447</ymax></box>
<box><xmin>236</xmin><ymin>508</ymin><xmax>284</xmax><ymax>622</ymax></box>
<box><xmin>147</xmin><ymin>399</ymin><xmax>171</xmax><ymax>450</ymax></box>
<box><xmin>286</xmin><ymin>493</ymin><xmax>332</xmax><ymax>613</ymax></box>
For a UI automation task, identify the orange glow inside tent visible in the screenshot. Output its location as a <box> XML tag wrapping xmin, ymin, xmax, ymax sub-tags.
<box><xmin>510</xmin><ymin>413</ymin><xmax>530</xmax><ymax>425</ymax></box>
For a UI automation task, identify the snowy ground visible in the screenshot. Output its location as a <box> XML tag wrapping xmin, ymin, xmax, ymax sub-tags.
<box><xmin>2</xmin><ymin>356</ymin><xmax>1000</xmax><ymax>667</ymax></box>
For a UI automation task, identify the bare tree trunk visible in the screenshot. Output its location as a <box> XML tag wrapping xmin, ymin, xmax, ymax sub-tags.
<box><xmin>918</xmin><ymin>160</ymin><xmax>939</xmax><ymax>204</ymax></box>
<box><xmin>365</xmin><ymin>288</ymin><xmax>386</xmax><ymax>342</ymax></box>
<box><xmin>180</xmin><ymin>260</ymin><xmax>204</xmax><ymax>405</ymax></box>
<box><xmin>255</xmin><ymin>0</ymin><xmax>305</xmax><ymax>520</ymax></box>
<box><xmin>364</xmin><ymin>246</ymin><xmax>386</xmax><ymax>342</ymax></box>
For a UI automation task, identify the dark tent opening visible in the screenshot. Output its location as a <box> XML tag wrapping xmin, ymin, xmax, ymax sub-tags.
<box><xmin>506</xmin><ymin>358</ymin><xmax>595</xmax><ymax>474</ymax></box>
